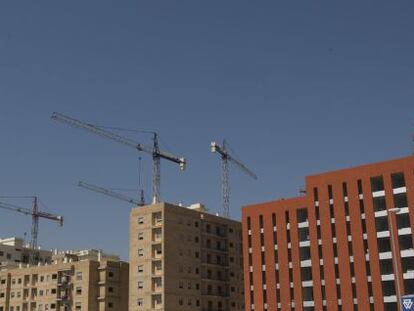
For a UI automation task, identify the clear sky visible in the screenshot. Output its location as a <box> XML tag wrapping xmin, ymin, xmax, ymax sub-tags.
<box><xmin>0</xmin><ymin>1</ymin><xmax>413</xmax><ymax>260</ymax></box>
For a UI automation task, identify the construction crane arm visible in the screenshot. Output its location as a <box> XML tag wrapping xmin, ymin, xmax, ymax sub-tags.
<box><xmin>227</xmin><ymin>156</ymin><xmax>258</xmax><ymax>180</ymax></box>
<box><xmin>51</xmin><ymin>112</ymin><xmax>154</xmax><ymax>154</ymax></box>
<box><xmin>51</xmin><ymin>112</ymin><xmax>186</xmax><ymax>170</ymax></box>
<box><xmin>78</xmin><ymin>181</ymin><xmax>141</xmax><ymax>206</ymax></box>
<box><xmin>0</xmin><ymin>201</ymin><xmax>63</xmax><ymax>226</ymax></box>
<box><xmin>0</xmin><ymin>201</ymin><xmax>32</xmax><ymax>216</ymax></box>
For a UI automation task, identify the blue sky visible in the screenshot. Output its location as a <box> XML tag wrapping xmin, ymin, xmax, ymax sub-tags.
<box><xmin>0</xmin><ymin>1</ymin><xmax>413</xmax><ymax>259</ymax></box>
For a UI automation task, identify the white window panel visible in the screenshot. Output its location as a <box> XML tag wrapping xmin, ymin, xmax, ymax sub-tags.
<box><xmin>300</xmin><ymin>260</ymin><xmax>312</xmax><ymax>267</ymax></box>
<box><xmin>401</xmin><ymin>249</ymin><xmax>414</xmax><ymax>257</ymax></box>
<box><xmin>379</xmin><ymin>252</ymin><xmax>392</xmax><ymax>260</ymax></box>
<box><xmin>303</xmin><ymin>301</ymin><xmax>315</xmax><ymax>307</ymax></box>
<box><xmin>377</xmin><ymin>231</ymin><xmax>390</xmax><ymax>238</ymax></box>
<box><xmin>393</xmin><ymin>187</ymin><xmax>406</xmax><ymax>194</ymax></box>
<box><xmin>403</xmin><ymin>271</ymin><xmax>414</xmax><ymax>279</ymax></box>
<box><xmin>383</xmin><ymin>296</ymin><xmax>397</xmax><ymax>303</ymax></box>
<box><xmin>302</xmin><ymin>280</ymin><xmax>313</xmax><ymax>287</ymax></box>
<box><xmin>298</xmin><ymin>221</ymin><xmax>309</xmax><ymax>228</ymax></box>
<box><xmin>398</xmin><ymin>227</ymin><xmax>412</xmax><ymax>235</ymax></box>
<box><xmin>381</xmin><ymin>274</ymin><xmax>395</xmax><ymax>281</ymax></box>
<box><xmin>372</xmin><ymin>190</ymin><xmax>385</xmax><ymax>198</ymax></box>
<box><xmin>375</xmin><ymin>210</ymin><xmax>387</xmax><ymax>218</ymax></box>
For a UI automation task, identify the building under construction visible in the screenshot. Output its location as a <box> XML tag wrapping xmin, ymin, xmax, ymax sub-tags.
<box><xmin>0</xmin><ymin>237</ymin><xmax>53</xmax><ymax>268</ymax></box>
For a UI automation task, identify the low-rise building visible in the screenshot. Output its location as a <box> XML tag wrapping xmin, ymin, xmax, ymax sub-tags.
<box><xmin>0</xmin><ymin>251</ymin><xmax>129</xmax><ymax>311</ymax></box>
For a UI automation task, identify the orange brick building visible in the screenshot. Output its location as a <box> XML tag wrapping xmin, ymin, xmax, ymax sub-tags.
<box><xmin>242</xmin><ymin>155</ymin><xmax>414</xmax><ymax>311</ymax></box>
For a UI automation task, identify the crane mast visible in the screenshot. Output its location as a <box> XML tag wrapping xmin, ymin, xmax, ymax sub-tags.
<box><xmin>51</xmin><ymin>112</ymin><xmax>186</xmax><ymax>204</ymax></box>
<box><xmin>211</xmin><ymin>140</ymin><xmax>257</xmax><ymax>218</ymax></box>
<box><xmin>0</xmin><ymin>197</ymin><xmax>63</xmax><ymax>265</ymax></box>
<box><xmin>78</xmin><ymin>181</ymin><xmax>143</xmax><ymax>206</ymax></box>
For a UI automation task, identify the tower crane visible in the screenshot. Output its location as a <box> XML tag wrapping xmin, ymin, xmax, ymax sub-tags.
<box><xmin>0</xmin><ymin>197</ymin><xmax>63</xmax><ymax>265</ymax></box>
<box><xmin>78</xmin><ymin>181</ymin><xmax>143</xmax><ymax>206</ymax></box>
<box><xmin>211</xmin><ymin>140</ymin><xmax>257</xmax><ymax>218</ymax></box>
<box><xmin>51</xmin><ymin>112</ymin><xmax>186</xmax><ymax>204</ymax></box>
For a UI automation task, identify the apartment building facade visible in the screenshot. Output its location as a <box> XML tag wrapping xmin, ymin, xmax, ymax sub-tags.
<box><xmin>129</xmin><ymin>202</ymin><xmax>244</xmax><ymax>311</ymax></box>
<box><xmin>0</xmin><ymin>252</ymin><xmax>129</xmax><ymax>311</ymax></box>
<box><xmin>243</xmin><ymin>155</ymin><xmax>414</xmax><ymax>311</ymax></box>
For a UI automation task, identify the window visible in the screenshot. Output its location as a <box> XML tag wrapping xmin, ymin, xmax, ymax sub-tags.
<box><xmin>391</xmin><ymin>172</ymin><xmax>405</xmax><ymax>188</ymax></box>
<box><xmin>399</xmin><ymin>235</ymin><xmax>413</xmax><ymax>250</ymax></box>
<box><xmin>375</xmin><ymin>217</ymin><xmax>388</xmax><ymax>232</ymax></box>
<box><xmin>394</xmin><ymin>193</ymin><xmax>408</xmax><ymax>208</ymax></box>
<box><xmin>76</xmin><ymin>272</ymin><xmax>82</xmax><ymax>281</ymax></box>
<box><xmin>297</xmin><ymin>208</ymin><xmax>308</xmax><ymax>223</ymax></box>
<box><xmin>373</xmin><ymin>197</ymin><xmax>386</xmax><ymax>212</ymax></box>
<box><xmin>108</xmin><ymin>271</ymin><xmax>114</xmax><ymax>278</ymax></box>
<box><xmin>137</xmin><ymin>298</ymin><xmax>143</xmax><ymax>306</ymax></box>
<box><xmin>397</xmin><ymin>213</ymin><xmax>412</xmax><ymax>229</ymax></box>
<box><xmin>138</xmin><ymin>265</ymin><xmax>144</xmax><ymax>273</ymax></box>
<box><xmin>138</xmin><ymin>249</ymin><xmax>144</xmax><ymax>257</ymax></box>
<box><xmin>108</xmin><ymin>302</ymin><xmax>113</xmax><ymax>308</ymax></box>
<box><xmin>371</xmin><ymin>176</ymin><xmax>384</xmax><ymax>192</ymax></box>
<box><xmin>138</xmin><ymin>232</ymin><xmax>144</xmax><ymax>240</ymax></box>
<box><xmin>138</xmin><ymin>217</ymin><xmax>144</xmax><ymax>224</ymax></box>
<box><xmin>76</xmin><ymin>287</ymin><xmax>82</xmax><ymax>295</ymax></box>
<box><xmin>138</xmin><ymin>281</ymin><xmax>143</xmax><ymax>289</ymax></box>
<box><xmin>380</xmin><ymin>259</ymin><xmax>394</xmax><ymax>275</ymax></box>
<box><xmin>377</xmin><ymin>237</ymin><xmax>391</xmax><ymax>253</ymax></box>
<box><xmin>108</xmin><ymin>287</ymin><xmax>113</xmax><ymax>293</ymax></box>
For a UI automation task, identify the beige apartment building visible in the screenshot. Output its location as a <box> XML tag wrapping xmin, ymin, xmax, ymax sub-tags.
<box><xmin>129</xmin><ymin>202</ymin><xmax>244</xmax><ymax>311</ymax></box>
<box><xmin>0</xmin><ymin>251</ymin><xmax>129</xmax><ymax>311</ymax></box>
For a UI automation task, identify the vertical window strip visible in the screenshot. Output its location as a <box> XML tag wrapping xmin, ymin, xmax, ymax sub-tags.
<box><xmin>272</xmin><ymin>213</ymin><xmax>280</xmax><ymax>309</ymax></box>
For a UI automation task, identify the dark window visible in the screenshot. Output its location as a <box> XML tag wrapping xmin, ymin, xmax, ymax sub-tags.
<box><xmin>381</xmin><ymin>280</ymin><xmax>396</xmax><ymax>296</ymax></box>
<box><xmin>397</xmin><ymin>213</ymin><xmax>411</xmax><ymax>229</ymax></box>
<box><xmin>394</xmin><ymin>193</ymin><xmax>408</xmax><ymax>208</ymax></box>
<box><xmin>398</xmin><ymin>235</ymin><xmax>413</xmax><ymax>250</ymax></box>
<box><xmin>301</xmin><ymin>266</ymin><xmax>312</xmax><ymax>281</ymax></box>
<box><xmin>371</xmin><ymin>176</ymin><xmax>384</xmax><ymax>192</ymax></box>
<box><xmin>357</xmin><ymin>179</ymin><xmax>363</xmax><ymax>194</ymax></box>
<box><xmin>375</xmin><ymin>217</ymin><xmax>389</xmax><ymax>232</ymax></box>
<box><xmin>298</xmin><ymin>227</ymin><xmax>309</xmax><ymax>242</ymax></box>
<box><xmin>377</xmin><ymin>238</ymin><xmax>391</xmax><ymax>253</ymax></box>
<box><xmin>391</xmin><ymin>172</ymin><xmax>405</xmax><ymax>188</ymax></box>
<box><xmin>379</xmin><ymin>259</ymin><xmax>394</xmax><ymax>275</ymax></box>
<box><xmin>342</xmin><ymin>182</ymin><xmax>348</xmax><ymax>197</ymax></box>
<box><xmin>313</xmin><ymin>188</ymin><xmax>319</xmax><ymax>201</ymax></box>
<box><xmin>300</xmin><ymin>247</ymin><xmax>311</xmax><ymax>261</ymax></box>
<box><xmin>328</xmin><ymin>185</ymin><xmax>333</xmax><ymax>199</ymax></box>
<box><xmin>373</xmin><ymin>197</ymin><xmax>387</xmax><ymax>212</ymax></box>
<box><xmin>402</xmin><ymin>256</ymin><xmax>414</xmax><ymax>272</ymax></box>
<box><xmin>297</xmin><ymin>208</ymin><xmax>308</xmax><ymax>223</ymax></box>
